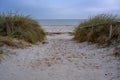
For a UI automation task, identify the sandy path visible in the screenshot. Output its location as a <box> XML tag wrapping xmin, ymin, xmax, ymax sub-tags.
<box><xmin>0</xmin><ymin>26</ymin><xmax>119</xmax><ymax>80</ymax></box>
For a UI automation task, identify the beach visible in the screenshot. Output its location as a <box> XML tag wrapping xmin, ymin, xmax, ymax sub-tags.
<box><xmin>0</xmin><ymin>26</ymin><xmax>120</xmax><ymax>80</ymax></box>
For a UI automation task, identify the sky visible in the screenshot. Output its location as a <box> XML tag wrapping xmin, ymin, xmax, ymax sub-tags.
<box><xmin>0</xmin><ymin>0</ymin><xmax>120</xmax><ymax>19</ymax></box>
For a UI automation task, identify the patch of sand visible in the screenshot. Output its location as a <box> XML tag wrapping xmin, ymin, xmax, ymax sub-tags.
<box><xmin>0</xmin><ymin>26</ymin><xmax>119</xmax><ymax>80</ymax></box>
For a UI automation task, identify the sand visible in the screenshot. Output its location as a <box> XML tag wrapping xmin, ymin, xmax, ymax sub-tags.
<box><xmin>0</xmin><ymin>26</ymin><xmax>120</xmax><ymax>80</ymax></box>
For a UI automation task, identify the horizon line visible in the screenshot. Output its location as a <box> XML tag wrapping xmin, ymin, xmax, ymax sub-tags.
<box><xmin>35</xmin><ymin>18</ymin><xmax>87</xmax><ymax>20</ymax></box>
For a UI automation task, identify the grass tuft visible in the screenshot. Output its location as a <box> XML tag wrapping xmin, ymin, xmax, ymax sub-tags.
<box><xmin>0</xmin><ymin>12</ymin><xmax>46</xmax><ymax>46</ymax></box>
<box><xmin>0</xmin><ymin>12</ymin><xmax>46</xmax><ymax>62</ymax></box>
<box><xmin>0</xmin><ymin>36</ymin><xmax>27</xmax><ymax>48</ymax></box>
<box><xmin>0</xmin><ymin>49</ymin><xmax>4</xmax><ymax>62</ymax></box>
<box><xmin>74</xmin><ymin>14</ymin><xmax>120</xmax><ymax>46</ymax></box>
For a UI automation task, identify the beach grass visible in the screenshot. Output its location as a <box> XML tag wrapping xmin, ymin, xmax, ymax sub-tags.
<box><xmin>0</xmin><ymin>49</ymin><xmax>3</xmax><ymax>62</ymax></box>
<box><xmin>0</xmin><ymin>12</ymin><xmax>46</xmax><ymax>46</ymax></box>
<box><xmin>0</xmin><ymin>36</ymin><xmax>27</xmax><ymax>48</ymax></box>
<box><xmin>74</xmin><ymin>14</ymin><xmax>120</xmax><ymax>45</ymax></box>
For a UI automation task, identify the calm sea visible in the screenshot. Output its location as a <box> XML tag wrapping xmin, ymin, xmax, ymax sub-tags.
<box><xmin>38</xmin><ymin>19</ymin><xmax>84</xmax><ymax>26</ymax></box>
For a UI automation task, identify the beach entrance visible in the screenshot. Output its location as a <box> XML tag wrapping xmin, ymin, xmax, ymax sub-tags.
<box><xmin>0</xmin><ymin>26</ymin><xmax>118</xmax><ymax>80</ymax></box>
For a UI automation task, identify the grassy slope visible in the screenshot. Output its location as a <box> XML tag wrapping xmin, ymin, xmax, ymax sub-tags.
<box><xmin>74</xmin><ymin>14</ymin><xmax>120</xmax><ymax>45</ymax></box>
<box><xmin>0</xmin><ymin>12</ymin><xmax>46</xmax><ymax>47</ymax></box>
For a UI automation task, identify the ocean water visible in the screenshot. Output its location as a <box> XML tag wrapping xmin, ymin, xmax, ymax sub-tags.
<box><xmin>38</xmin><ymin>19</ymin><xmax>84</xmax><ymax>26</ymax></box>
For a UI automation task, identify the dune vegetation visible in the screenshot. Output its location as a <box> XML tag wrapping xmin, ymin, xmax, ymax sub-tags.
<box><xmin>0</xmin><ymin>12</ymin><xmax>46</xmax><ymax>48</ymax></box>
<box><xmin>74</xmin><ymin>14</ymin><xmax>120</xmax><ymax>46</ymax></box>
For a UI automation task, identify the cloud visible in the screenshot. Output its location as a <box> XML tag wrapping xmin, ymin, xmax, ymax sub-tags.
<box><xmin>0</xmin><ymin>0</ymin><xmax>120</xmax><ymax>19</ymax></box>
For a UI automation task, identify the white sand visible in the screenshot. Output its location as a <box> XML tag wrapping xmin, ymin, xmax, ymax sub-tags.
<box><xmin>0</xmin><ymin>26</ymin><xmax>120</xmax><ymax>80</ymax></box>
<box><xmin>43</xmin><ymin>25</ymin><xmax>75</xmax><ymax>33</ymax></box>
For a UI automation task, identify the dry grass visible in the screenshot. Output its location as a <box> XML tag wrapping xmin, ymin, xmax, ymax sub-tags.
<box><xmin>113</xmin><ymin>52</ymin><xmax>120</xmax><ymax>57</ymax></box>
<box><xmin>0</xmin><ymin>36</ymin><xmax>26</xmax><ymax>48</ymax></box>
<box><xmin>0</xmin><ymin>12</ymin><xmax>46</xmax><ymax>61</ymax></box>
<box><xmin>0</xmin><ymin>49</ymin><xmax>3</xmax><ymax>62</ymax></box>
<box><xmin>0</xmin><ymin>12</ymin><xmax>46</xmax><ymax>45</ymax></box>
<box><xmin>74</xmin><ymin>14</ymin><xmax>120</xmax><ymax>45</ymax></box>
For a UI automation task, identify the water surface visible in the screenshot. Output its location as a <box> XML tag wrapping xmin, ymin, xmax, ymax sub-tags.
<box><xmin>38</xmin><ymin>19</ymin><xmax>84</xmax><ymax>26</ymax></box>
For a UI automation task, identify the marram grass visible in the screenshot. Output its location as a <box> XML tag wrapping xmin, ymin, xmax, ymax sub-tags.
<box><xmin>0</xmin><ymin>12</ymin><xmax>46</xmax><ymax>46</ymax></box>
<box><xmin>74</xmin><ymin>14</ymin><xmax>120</xmax><ymax>45</ymax></box>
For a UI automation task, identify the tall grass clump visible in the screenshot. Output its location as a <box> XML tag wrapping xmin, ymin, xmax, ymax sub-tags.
<box><xmin>74</xmin><ymin>14</ymin><xmax>120</xmax><ymax>45</ymax></box>
<box><xmin>0</xmin><ymin>12</ymin><xmax>46</xmax><ymax>46</ymax></box>
<box><xmin>0</xmin><ymin>49</ymin><xmax>3</xmax><ymax>62</ymax></box>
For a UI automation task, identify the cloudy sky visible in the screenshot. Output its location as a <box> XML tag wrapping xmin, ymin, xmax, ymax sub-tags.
<box><xmin>0</xmin><ymin>0</ymin><xmax>120</xmax><ymax>19</ymax></box>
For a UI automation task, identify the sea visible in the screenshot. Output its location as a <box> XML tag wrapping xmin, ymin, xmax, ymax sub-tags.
<box><xmin>38</xmin><ymin>19</ymin><xmax>84</xmax><ymax>26</ymax></box>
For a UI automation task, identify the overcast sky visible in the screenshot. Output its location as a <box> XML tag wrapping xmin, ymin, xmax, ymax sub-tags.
<box><xmin>0</xmin><ymin>0</ymin><xmax>120</xmax><ymax>19</ymax></box>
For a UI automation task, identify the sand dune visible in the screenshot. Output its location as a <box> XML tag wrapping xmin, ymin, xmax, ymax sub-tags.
<box><xmin>0</xmin><ymin>26</ymin><xmax>119</xmax><ymax>80</ymax></box>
